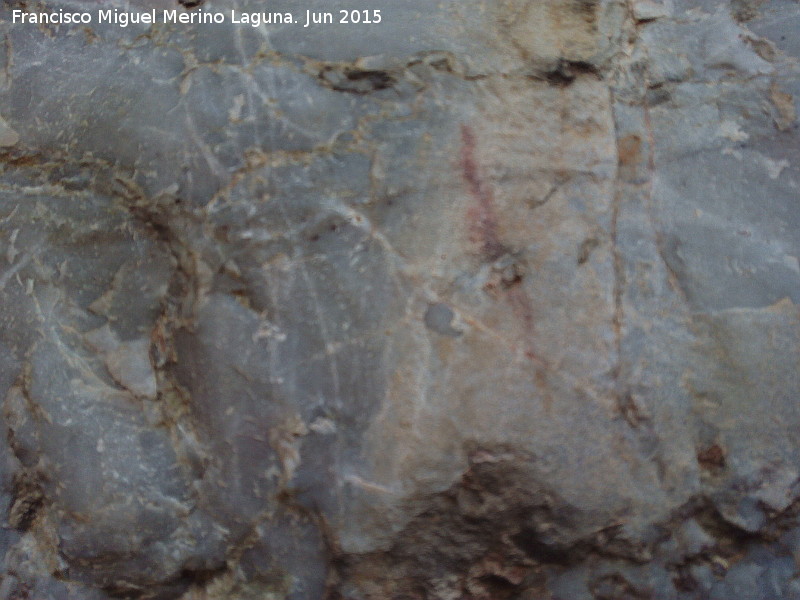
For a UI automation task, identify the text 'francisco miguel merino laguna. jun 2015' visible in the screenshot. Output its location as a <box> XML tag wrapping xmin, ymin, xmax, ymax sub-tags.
<box><xmin>10</xmin><ymin>7</ymin><xmax>384</xmax><ymax>28</ymax></box>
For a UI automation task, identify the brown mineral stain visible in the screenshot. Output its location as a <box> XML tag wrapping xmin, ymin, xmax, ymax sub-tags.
<box><xmin>770</xmin><ymin>82</ymin><xmax>797</xmax><ymax>131</ymax></box>
<box><xmin>502</xmin><ymin>0</ymin><xmax>601</xmax><ymax>68</ymax></box>
<box><xmin>618</xmin><ymin>134</ymin><xmax>642</xmax><ymax>166</ymax></box>
<box><xmin>697</xmin><ymin>443</ymin><xmax>726</xmax><ymax>472</ymax></box>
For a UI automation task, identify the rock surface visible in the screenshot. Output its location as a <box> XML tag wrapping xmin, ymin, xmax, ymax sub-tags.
<box><xmin>0</xmin><ymin>0</ymin><xmax>798</xmax><ymax>598</ymax></box>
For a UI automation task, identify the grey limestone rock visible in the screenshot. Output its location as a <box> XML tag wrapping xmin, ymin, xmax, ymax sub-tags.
<box><xmin>0</xmin><ymin>0</ymin><xmax>798</xmax><ymax>598</ymax></box>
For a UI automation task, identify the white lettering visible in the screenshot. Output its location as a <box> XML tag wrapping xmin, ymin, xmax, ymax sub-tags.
<box><xmin>10</xmin><ymin>10</ymin><xmax>93</xmax><ymax>24</ymax></box>
<box><xmin>231</xmin><ymin>11</ymin><xmax>293</xmax><ymax>27</ymax></box>
<box><xmin>163</xmin><ymin>9</ymin><xmax>225</xmax><ymax>24</ymax></box>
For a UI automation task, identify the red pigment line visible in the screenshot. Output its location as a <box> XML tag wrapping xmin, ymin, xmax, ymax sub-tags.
<box><xmin>506</xmin><ymin>285</ymin><xmax>535</xmax><ymax>337</ymax></box>
<box><xmin>509</xmin><ymin>284</ymin><xmax>548</xmax><ymax>371</ymax></box>
<box><xmin>459</xmin><ymin>124</ymin><xmax>550</xmax><ymax>386</ymax></box>
<box><xmin>460</xmin><ymin>124</ymin><xmax>504</xmax><ymax>261</ymax></box>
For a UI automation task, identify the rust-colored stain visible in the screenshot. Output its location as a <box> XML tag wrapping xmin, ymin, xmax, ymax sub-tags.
<box><xmin>697</xmin><ymin>443</ymin><xmax>726</xmax><ymax>472</ymax></box>
<box><xmin>617</xmin><ymin>134</ymin><xmax>642</xmax><ymax>167</ymax></box>
<box><xmin>460</xmin><ymin>124</ymin><xmax>552</xmax><ymax>410</ymax></box>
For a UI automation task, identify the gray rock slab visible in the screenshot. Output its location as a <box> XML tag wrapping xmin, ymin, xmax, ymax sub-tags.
<box><xmin>0</xmin><ymin>0</ymin><xmax>798</xmax><ymax>598</ymax></box>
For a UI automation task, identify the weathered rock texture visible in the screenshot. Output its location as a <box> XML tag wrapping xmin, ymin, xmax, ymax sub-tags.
<box><xmin>0</xmin><ymin>0</ymin><xmax>798</xmax><ymax>598</ymax></box>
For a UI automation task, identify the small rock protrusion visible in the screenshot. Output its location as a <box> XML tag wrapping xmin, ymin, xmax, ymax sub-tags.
<box><xmin>0</xmin><ymin>116</ymin><xmax>19</xmax><ymax>148</ymax></box>
<box><xmin>9</xmin><ymin>471</ymin><xmax>44</xmax><ymax>530</ymax></box>
<box><xmin>424</xmin><ymin>303</ymin><xmax>462</xmax><ymax>337</ymax></box>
